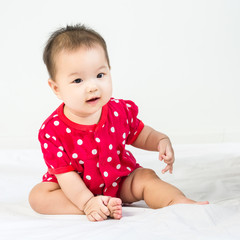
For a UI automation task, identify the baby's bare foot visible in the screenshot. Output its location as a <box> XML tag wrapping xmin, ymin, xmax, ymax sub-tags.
<box><xmin>107</xmin><ymin>197</ymin><xmax>122</xmax><ymax>220</ymax></box>
<box><xmin>169</xmin><ymin>197</ymin><xmax>209</xmax><ymax>206</ymax></box>
<box><xmin>195</xmin><ymin>201</ymin><xmax>210</xmax><ymax>205</ymax></box>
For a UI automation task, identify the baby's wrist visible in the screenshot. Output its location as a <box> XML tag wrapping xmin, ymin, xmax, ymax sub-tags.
<box><xmin>80</xmin><ymin>194</ymin><xmax>94</xmax><ymax>212</ymax></box>
<box><xmin>157</xmin><ymin>136</ymin><xmax>170</xmax><ymax>149</ymax></box>
<box><xmin>159</xmin><ymin>136</ymin><xmax>169</xmax><ymax>143</ymax></box>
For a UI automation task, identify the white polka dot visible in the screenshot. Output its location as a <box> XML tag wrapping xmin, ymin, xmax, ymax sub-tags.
<box><xmin>45</xmin><ymin>133</ymin><xmax>50</xmax><ymax>139</ymax></box>
<box><xmin>126</xmin><ymin>152</ymin><xmax>130</xmax><ymax>156</ymax></box>
<box><xmin>54</xmin><ymin>121</ymin><xmax>59</xmax><ymax>126</ymax></box>
<box><xmin>77</xmin><ymin>139</ymin><xmax>83</xmax><ymax>145</ymax></box>
<box><xmin>114</xmin><ymin>111</ymin><xmax>119</xmax><ymax>117</ymax></box>
<box><xmin>59</xmin><ymin>146</ymin><xmax>64</xmax><ymax>151</ymax></box>
<box><xmin>52</xmin><ymin>136</ymin><xmax>56</xmax><ymax>141</ymax></box>
<box><xmin>86</xmin><ymin>175</ymin><xmax>91</xmax><ymax>180</ymax></box>
<box><xmin>41</xmin><ymin>124</ymin><xmax>45</xmax><ymax>130</ymax></box>
<box><xmin>72</xmin><ymin>153</ymin><xmax>78</xmax><ymax>159</ymax></box>
<box><xmin>92</xmin><ymin>149</ymin><xmax>97</xmax><ymax>155</ymax></box>
<box><xmin>123</xmin><ymin>133</ymin><xmax>126</xmax><ymax>139</ymax></box>
<box><xmin>131</xmin><ymin>118</ymin><xmax>133</xmax><ymax>123</ymax></box>
<box><xmin>107</xmin><ymin>157</ymin><xmax>112</xmax><ymax>162</ymax></box>
<box><xmin>116</xmin><ymin>164</ymin><xmax>121</xmax><ymax>169</ymax></box>
<box><xmin>112</xmin><ymin>182</ymin><xmax>117</xmax><ymax>187</ymax></box>
<box><xmin>102</xmin><ymin>124</ymin><xmax>105</xmax><ymax>128</ymax></box>
<box><xmin>79</xmin><ymin>160</ymin><xmax>84</xmax><ymax>164</ymax></box>
<box><xmin>104</xmin><ymin>188</ymin><xmax>107</xmax><ymax>192</ymax></box>
<box><xmin>47</xmin><ymin>177</ymin><xmax>52</xmax><ymax>181</ymax></box>
<box><xmin>127</xmin><ymin>167</ymin><xmax>131</xmax><ymax>171</ymax></box>
<box><xmin>44</xmin><ymin>143</ymin><xmax>48</xmax><ymax>149</ymax></box>
<box><xmin>66</xmin><ymin>128</ymin><xmax>71</xmax><ymax>133</ymax></box>
<box><xmin>122</xmin><ymin>140</ymin><xmax>126</xmax><ymax>145</ymax></box>
<box><xmin>96</xmin><ymin>162</ymin><xmax>99</xmax><ymax>168</ymax></box>
<box><xmin>126</xmin><ymin>104</ymin><xmax>132</xmax><ymax>108</ymax></box>
<box><xmin>134</xmin><ymin>131</ymin><xmax>137</xmax><ymax>135</ymax></box>
<box><xmin>53</xmin><ymin>114</ymin><xmax>58</xmax><ymax>118</ymax></box>
<box><xmin>104</xmin><ymin>171</ymin><xmax>108</xmax><ymax>177</ymax></box>
<box><xmin>99</xmin><ymin>183</ymin><xmax>104</xmax><ymax>188</ymax></box>
<box><xmin>111</xmin><ymin>127</ymin><xmax>115</xmax><ymax>133</ymax></box>
<box><xmin>126</xmin><ymin>119</ymin><xmax>129</xmax><ymax>124</ymax></box>
<box><xmin>109</xmin><ymin>144</ymin><xmax>113</xmax><ymax>150</ymax></box>
<box><xmin>57</xmin><ymin>151</ymin><xmax>63</xmax><ymax>157</ymax></box>
<box><xmin>117</xmin><ymin>150</ymin><xmax>121</xmax><ymax>155</ymax></box>
<box><xmin>95</xmin><ymin>138</ymin><xmax>100</xmax><ymax>143</ymax></box>
<box><xmin>50</xmin><ymin>165</ymin><xmax>54</xmax><ymax>169</ymax></box>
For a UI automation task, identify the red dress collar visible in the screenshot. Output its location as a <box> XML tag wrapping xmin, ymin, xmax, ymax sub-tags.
<box><xmin>57</xmin><ymin>102</ymin><xmax>108</xmax><ymax>131</ymax></box>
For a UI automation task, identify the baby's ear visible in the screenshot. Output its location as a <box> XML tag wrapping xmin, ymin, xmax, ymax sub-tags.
<box><xmin>48</xmin><ymin>79</ymin><xmax>62</xmax><ymax>100</ymax></box>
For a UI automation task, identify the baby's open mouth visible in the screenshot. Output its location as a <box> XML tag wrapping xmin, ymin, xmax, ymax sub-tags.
<box><xmin>86</xmin><ymin>97</ymin><xmax>100</xmax><ymax>103</ymax></box>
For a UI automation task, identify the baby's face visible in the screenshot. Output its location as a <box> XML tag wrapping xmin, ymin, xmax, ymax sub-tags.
<box><xmin>49</xmin><ymin>44</ymin><xmax>112</xmax><ymax>123</ymax></box>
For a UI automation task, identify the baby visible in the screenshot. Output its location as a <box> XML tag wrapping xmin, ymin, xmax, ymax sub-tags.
<box><xmin>29</xmin><ymin>24</ymin><xmax>208</xmax><ymax>221</ymax></box>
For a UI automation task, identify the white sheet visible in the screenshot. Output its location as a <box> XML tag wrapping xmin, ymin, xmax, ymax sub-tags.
<box><xmin>1</xmin><ymin>143</ymin><xmax>240</xmax><ymax>240</ymax></box>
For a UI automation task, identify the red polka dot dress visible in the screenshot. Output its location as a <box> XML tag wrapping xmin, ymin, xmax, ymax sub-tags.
<box><xmin>39</xmin><ymin>98</ymin><xmax>144</xmax><ymax>197</ymax></box>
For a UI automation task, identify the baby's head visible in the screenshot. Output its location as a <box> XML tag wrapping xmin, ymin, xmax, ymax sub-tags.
<box><xmin>43</xmin><ymin>24</ymin><xmax>112</xmax><ymax>123</ymax></box>
<box><xmin>43</xmin><ymin>24</ymin><xmax>110</xmax><ymax>81</ymax></box>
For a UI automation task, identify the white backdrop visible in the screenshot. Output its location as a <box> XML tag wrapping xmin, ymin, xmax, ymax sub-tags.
<box><xmin>0</xmin><ymin>0</ymin><xmax>239</xmax><ymax>148</ymax></box>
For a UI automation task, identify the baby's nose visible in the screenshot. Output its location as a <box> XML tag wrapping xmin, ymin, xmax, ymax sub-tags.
<box><xmin>86</xmin><ymin>80</ymin><xmax>98</xmax><ymax>93</ymax></box>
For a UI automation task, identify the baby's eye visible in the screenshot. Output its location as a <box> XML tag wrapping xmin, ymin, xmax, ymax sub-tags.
<box><xmin>97</xmin><ymin>73</ymin><xmax>104</xmax><ymax>78</ymax></box>
<box><xmin>73</xmin><ymin>78</ymin><xmax>83</xmax><ymax>83</ymax></box>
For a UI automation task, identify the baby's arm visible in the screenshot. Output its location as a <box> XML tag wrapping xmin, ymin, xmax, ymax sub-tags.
<box><xmin>56</xmin><ymin>171</ymin><xmax>110</xmax><ymax>221</ymax></box>
<box><xmin>132</xmin><ymin>125</ymin><xmax>175</xmax><ymax>173</ymax></box>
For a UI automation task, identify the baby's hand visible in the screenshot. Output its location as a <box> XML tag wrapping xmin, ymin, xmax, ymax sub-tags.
<box><xmin>83</xmin><ymin>195</ymin><xmax>110</xmax><ymax>221</ymax></box>
<box><xmin>158</xmin><ymin>138</ymin><xmax>175</xmax><ymax>174</ymax></box>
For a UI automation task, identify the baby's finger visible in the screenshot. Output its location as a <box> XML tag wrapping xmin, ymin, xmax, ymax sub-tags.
<box><xmin>159</xmin><ymin>152</ymin><xmax>166</xmax><ymax>161</ymax></box>
<box><xmin>166</xmin><ymin>147</ymin><xmax>175</xmax><ymax>162</ymax></box>
<box><xmin>91</xmin><ymin>212</ymin><xmax>104</xmax><ymax>221</ymax></box>
<box><xmin>101</xmin><ymin>196</ymin><xmax>111</xmax><ymax>206</ymax></box>
<box><xmin>87</xmin><ymin>214</ymin><xmax>96</xmax><ymax>222</ymax></box>
<box><xmin>100</xmin><ymin>206</ymin><xmax>110</xmax><ymax>217</ymax></box>
<box><xmin>163</xmin><ymin>159</ymin><xmax>174</xmax><ymax>165</ymax></box>
<box><xmin>163</xmin><ymin>154</ymin><xmax>175</xmax><ymax>163</ymax></box>
<box><xmin>161</xmin><ymin>155</ymin><xmax>173</xmax><ymax>163</ymax></box>
<box><xmin>162</xmin><ymin>164</ymin><xmax>172</xmax><ymax>174</ymax></box>
<box><xmin>94</xmin><ymin>208</ymin><xmax>108</xmax><ymax>220</ymax></box>
<box><xmin>158</xmin><ymin>147</ymin><xmax>166</xmax><ymax>160</ymax></box>
<box><xmin>166</xmin><ymin>164</ymin><xmax>173</xmax><ymax>174</ymax></box>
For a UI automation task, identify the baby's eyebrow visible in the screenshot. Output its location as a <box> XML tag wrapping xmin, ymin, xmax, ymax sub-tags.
<box><xmin>97</xmin><ymin>65</ymin><xmax>108</xmax><ymax>71</ymax></box>
<box><xmin>68</xmin><ymin>66</ymin><xmax>108</xmax><ymax>77</ymax></box>
<box><xmin>68</xmin><ymin>72</ymin><xmax>81</xmax><ymax>77</ymax></box>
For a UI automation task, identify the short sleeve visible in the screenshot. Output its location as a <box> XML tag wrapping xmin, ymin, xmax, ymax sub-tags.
<box><xmin>38</xmin><ymin>125</ymin><xmax>75</xmax><ymax>175</ymax></box>
<box><xmin>122</xmin><ymin>100</ymin><xmax>144</xmax><ymax>145</ymax></box>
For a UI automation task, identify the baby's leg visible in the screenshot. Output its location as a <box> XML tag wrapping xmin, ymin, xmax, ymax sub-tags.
<box><xmin>119</xmin><ymin>168</ymin><xmax>209</xmax><ymax>208</ymax></box>
<box><xmin>29</xmin><ymin>182</ymin><xmax>84</xmax><ymax>214</ymax></box>
<box><xmin>29</xmin><ymin>182</ymin><xmax>123</xmax><ymax>219</ymax></box>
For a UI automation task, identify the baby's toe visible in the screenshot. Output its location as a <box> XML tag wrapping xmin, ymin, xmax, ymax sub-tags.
<box><xmin>107</xmin><ymin>197</ymin><xmax>122</xmax><ymax>219</ymax></box>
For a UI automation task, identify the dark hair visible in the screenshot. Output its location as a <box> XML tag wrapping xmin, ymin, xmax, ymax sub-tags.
<box><xmin>43</xmin><ymin>24</ymin><xmax>110</xmax><ymax>80</ymax></box>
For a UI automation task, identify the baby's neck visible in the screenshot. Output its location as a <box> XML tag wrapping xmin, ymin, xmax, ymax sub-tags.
<box><xmin>63</xmin><ymin>106</ymin><xmax>102</xmax><ymax>126</ymax></box>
